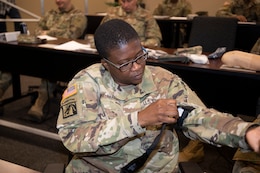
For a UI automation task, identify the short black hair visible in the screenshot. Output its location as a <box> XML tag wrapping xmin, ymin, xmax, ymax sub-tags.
<box><xmin>94</xmin><ymin>19</ymin><xmax>140</xmax><ymax>59</ymax></box>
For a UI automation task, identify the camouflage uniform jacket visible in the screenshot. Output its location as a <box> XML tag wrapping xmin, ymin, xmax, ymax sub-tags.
<box><xmin>216</xmin><ymin>0</ymin><xmax>260</xmax><ymax>22</ymax></box>
<box><xmin>57</xmin><ymin>64</ymin><xmax>256</xmax><ymax>173</ymax></box>
<box><xmin>153</xmin><ymin>0</ymin><xmax>192</xmax><ymax>17</ymax></box>
<box><xmin>101</xmin><ymin>6</ymin><xmax>162</xmax><ymax>48</ymax></box>
<box><xmin>34</xmin><ymin>5</ymin><xmax>86</xmax><ymax>39</ymax></box>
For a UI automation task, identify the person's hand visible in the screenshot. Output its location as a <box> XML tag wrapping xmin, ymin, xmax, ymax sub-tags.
<box><xmin>40</xmin><ymin>30</ymin><xmax>48</xmax><ymax>35</ymax></box>
<box><xmin>138</xmin><ymin>99</ymin><xmax>179</xmax><ymax>127</ymax></box>
<box><xmin>246</xmin><ymin>126</ymin><xmax>260</xmax><ymax>153</ymax></box>
<box><xmin>234</xmin><ymin>15</ymin><xmax>247</xmax><ymax>22</ymax></box>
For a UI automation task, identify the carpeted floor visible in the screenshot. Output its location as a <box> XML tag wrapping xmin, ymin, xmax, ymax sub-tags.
<box><xmin>0</xmin><ymin>89</ymin><xmax>69</xmax><ymax>172</ymax></box>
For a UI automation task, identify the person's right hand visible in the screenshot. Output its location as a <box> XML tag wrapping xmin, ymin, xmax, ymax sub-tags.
<box><xmin>235</xmin><ymin>15</ymin><xmax>247</xmax><ymax>22</ymax></box>
<box><xmin>137</xmin><ymin>99</ymin><xmax>179</xmax><ymax>127</ymax></box>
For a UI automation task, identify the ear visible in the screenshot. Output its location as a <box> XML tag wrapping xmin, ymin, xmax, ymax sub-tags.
<box><xmin>101</xmin><ymin>59</ymin><xmax>110</xmax><ymax>71</ymax></box>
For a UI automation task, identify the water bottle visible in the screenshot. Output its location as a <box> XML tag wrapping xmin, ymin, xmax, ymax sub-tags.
<box><xmin>19</xmin><ymin>23</ymin><xmax>28</xmax><ymax>34</ymax></box>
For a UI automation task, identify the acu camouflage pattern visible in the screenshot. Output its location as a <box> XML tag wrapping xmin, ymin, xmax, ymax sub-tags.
<box><xmin>153</xmin><ymin>0</ymin><xmax>192</xmax><ymax>17</ymax></box>
<box><xmin>101</xmin><ymin>6</ymin><xmax>162</xmax><ymax>48</ymax></box>
<box><xmin>57</xmin><ymin>64</ymin><xmax>257</xmax><ymax>173</ymax></box>
<box><xmin>34</xmin><ymin>5</ymin><xmax>86</xmax><ymax>39</ymax></box>
<box><xmin>216</xmin><ymin>0</ymin><xmax>260</xmax><ymax>22</ymax></box>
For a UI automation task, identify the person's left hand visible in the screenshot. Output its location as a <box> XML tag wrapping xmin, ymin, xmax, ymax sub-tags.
<box><xmin>246</xmin><ymin>126</ymin><xmax>260</xmax><ymax>153</ymax></box>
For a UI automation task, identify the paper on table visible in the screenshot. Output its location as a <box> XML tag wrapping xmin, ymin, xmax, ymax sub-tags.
<box><xmin>153</xmin><ymin>15</ymin><xmax>170</xmax><ymax>19</ymax></box>
<box><xmin>169</xmin><ymin>16</ymin><xmax>187</xmax><ymax>20</ymax></box>
<box><xmin>37</xmin><ymin>35</ymin><xmax>57</xmax><ymax>41</ymax></box>
<box><xmin>54</xmin><ymin>40</ymin><xmax>97</xmax><ymax>52</ymax></box>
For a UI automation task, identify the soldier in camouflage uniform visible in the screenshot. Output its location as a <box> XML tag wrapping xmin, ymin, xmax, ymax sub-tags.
<box><xmin>56</xmin><ymin>19</ymin><xmax>260</xmax><ymax>173</ymax></box>
<box><xmin>101</xmin><ymin>0</ymin><xmax>162</xmax><ymax>48</ymax></box>
<box><xmin>216</xmin><ymin>0</ymin><xmax>260</xmax><ymax>22</ymax></box>
<box><xmin>34</xmin><ymin>0</ymin><xmax>86</xmax><ymax>39</ymax></box>
<box><xmin>28</xmin><ymin>0</ymin><xmax>87</xmax><ymax>122</ymax></box>
<box><xmin>153</xmin><ymin>0</ymin><xmax>192</xmax><ymax>17</ymax></box>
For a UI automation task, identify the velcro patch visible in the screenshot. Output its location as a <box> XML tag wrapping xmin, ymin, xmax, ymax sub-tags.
<box><xmin>62</xmin><ymin>84</ymin><xmax>77</xmax><ymax>101</ymax></box>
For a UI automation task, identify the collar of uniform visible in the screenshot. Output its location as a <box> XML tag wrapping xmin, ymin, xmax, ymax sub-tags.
<box><xmin>102</xmin><ymin>66</ymin><xmax>157</xmax><ymax>101</ymax></box>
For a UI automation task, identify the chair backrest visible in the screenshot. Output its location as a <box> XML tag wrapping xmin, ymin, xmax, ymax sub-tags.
<box><xmin>188</xmin><ymin>16</ymin><xmax>238</xmax><ymax>53</ymax></box>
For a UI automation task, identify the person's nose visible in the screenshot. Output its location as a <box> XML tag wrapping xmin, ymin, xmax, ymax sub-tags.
<box><xmin>131</xmin><ymin>61</ymin><xmax>142</xmax><ymax>71</ymax></box>
<box><xmin>121</xmin><ymin>1</ymin><xmax>129</xmax><ymax>8</ymax></box>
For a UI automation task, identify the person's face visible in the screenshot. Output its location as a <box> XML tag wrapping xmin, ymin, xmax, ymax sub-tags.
<box><xmin>55</xmin><ymin>0</ymin><xmax>71</xmax><ymax>11</ymax></box>
<box><xmin>119</xmin><ymin>0</ymin><xmax>138</xmax><ymax>13</ymax></box>
<box><xmin>102</xmin><ymin>39</ymin><xmax>146</xmax><ymax>86</ymax></box>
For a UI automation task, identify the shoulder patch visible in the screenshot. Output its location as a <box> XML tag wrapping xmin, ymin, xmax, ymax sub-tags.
<box><xmin>62</xmin><ymin>84</ymin><xmax>77</xmax><ymax>101</ymax></box>
<box><xmin>61</xmin><ymin>98</ymin><xmax>77</xmax><ymax>118</ymax></box>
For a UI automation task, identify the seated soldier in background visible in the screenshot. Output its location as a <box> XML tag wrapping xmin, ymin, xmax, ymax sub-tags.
<box><xmin>101</xmin><ymin>0</ymin><xmax>162</xmax><ymax>48</ymax></box>
<box><xmin>153</xmin><ymin>0</ymin><xmax>192</xmax><ymax>48</ymax></box>
<box><xmin>27</xmin><ymin>0</ymin><xmax>87</xmax><ymax>122</ymax></box>
<box><xmin>216</xmin><ymin>0</ymin><xmax>260</xmax><ymax>23</ymax></box>
<box><xmin>153</xmin><ymin>0</ymin><xmax>192</xmax><ymax>17</ymax></box>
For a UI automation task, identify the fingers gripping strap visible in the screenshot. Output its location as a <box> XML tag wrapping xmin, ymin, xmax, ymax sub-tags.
<box><xmin>177</xmin><ymin>105</ymin><xmax>195</xmax><ymax>127</ymax></box>
<box><xmin>120</xmin><ymin>106</ymin><xmax>195</xmax><ymax>173</ymax></box>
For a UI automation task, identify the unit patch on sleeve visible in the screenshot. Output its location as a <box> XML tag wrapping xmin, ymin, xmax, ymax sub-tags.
<box><xmin>62</xmin><ymin>98</ymin><xmax>77</xmax><ymax>118</ymax></box>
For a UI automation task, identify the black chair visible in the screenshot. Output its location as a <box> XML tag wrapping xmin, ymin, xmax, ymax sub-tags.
<box><xmin>188</xmin><ymin>16</ymin><xmax>238</xmax><ymax>53</ymax></box>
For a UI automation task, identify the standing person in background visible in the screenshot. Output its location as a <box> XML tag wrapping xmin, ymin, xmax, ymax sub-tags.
<box><xmin>153</xmin><ymin>0</ymin><xmax>192</xmax><ymax>17</ymax></box>
<box><xmin>27</xmin><ymin>0</ymin><xmax>87</xmax><ymax>123</ymax></box>
<box><xmin>56</xmin><ymin>19</ymin><xmax>260</xmax><ymax>173</ymax></box>
<box><xmin>0</xmin><ymin>0</ymin><xmax>21</xmax><ymax>101</ymax></box>
<box><xmin>101</xmin><ymin>0</ymin><xmax>162</xmax><ymax>48</ymax></box>
<box><xmin>0</xmin><ymin>0</ymin><xmax>21</xmax><ymax>32</ymax></box>
<box><xmin>216</xmin><ymin>0</ymin><xmax>260</xmax><ymax>22</ymax></box>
